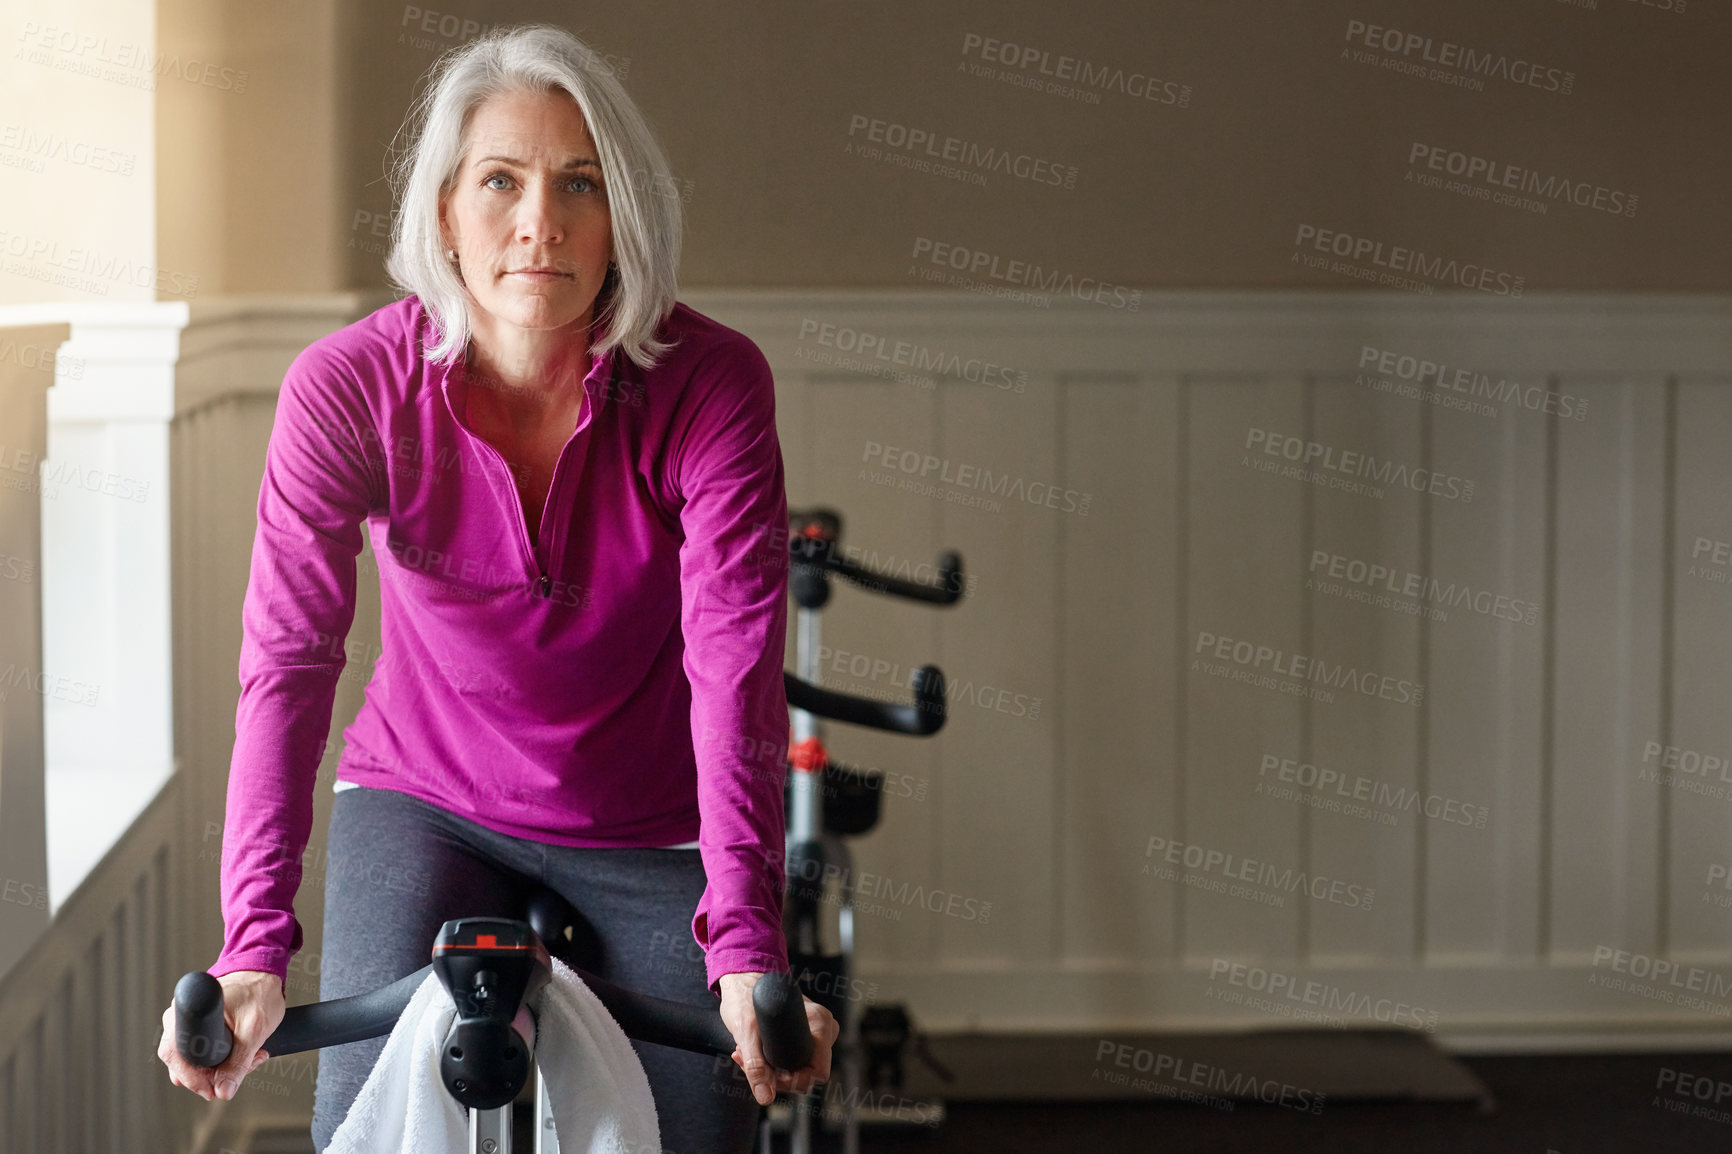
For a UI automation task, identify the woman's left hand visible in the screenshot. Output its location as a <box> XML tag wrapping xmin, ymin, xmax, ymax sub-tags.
<box><xmin>717</xmin><ymin>971</ymin><xmax>839</xmax><ymax>1105</ymax></box>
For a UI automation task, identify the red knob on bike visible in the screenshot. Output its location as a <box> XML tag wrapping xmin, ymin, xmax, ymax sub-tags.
<box><xmin>789</xmin><ymin>736</ymin><xmax>825</xmax><ymax>774</ymax></box>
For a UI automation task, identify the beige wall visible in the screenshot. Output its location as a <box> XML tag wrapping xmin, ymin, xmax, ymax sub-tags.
<box><xmin>6</xmin><ymin>0</ymin><xmax>1725</xmax><ymax>303</ymax></box>
<box><xmin>156</xmin><ymin>0</ymin><xmax>345</xmax><ymax>296</ymax></box>
<box><xmin>332</xmin><ymin>0</ymin><xmax>1732</xmax><ymax>292</ymax></box>
<box><xmin>0</xmin><ymin>0</ymin><xmax>156</xmax><ymax>304</ymax></box>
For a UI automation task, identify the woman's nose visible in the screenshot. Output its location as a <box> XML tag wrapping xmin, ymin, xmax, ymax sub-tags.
<box><xmin>516</xmin><ymin>183</ymin><xmax>564</xmax><ymax>244</ymax></box>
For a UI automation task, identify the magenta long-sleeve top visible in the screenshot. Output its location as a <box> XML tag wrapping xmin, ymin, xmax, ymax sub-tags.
<box><xmin>208</xmin><ymin>295</ymin><xmax>791</xmax><ymax>995</ymax></box>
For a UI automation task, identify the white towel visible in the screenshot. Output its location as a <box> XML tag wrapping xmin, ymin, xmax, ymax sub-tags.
<box><xmin>327</xmin><ymin>955</ymin><xmax>661</xmax><ymax>1154</ymax></box>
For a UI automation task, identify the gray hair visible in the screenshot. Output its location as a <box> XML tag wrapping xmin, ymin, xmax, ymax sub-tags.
<box><xmin>384</xmin><ymin>24</ymin><xmax>681</xmax><ymax>370</ymax></box>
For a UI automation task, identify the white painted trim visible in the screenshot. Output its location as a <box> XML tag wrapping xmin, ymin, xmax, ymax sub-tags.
<box><xmin>173</xmin><ymin>291</ymin><xmax>393</xmax><ymax>413</ymax></box>
<box><xmin>1440</xmin><ymin>1029</ymin><xmax>1732</xmax><ymax>1055</ymax></box>
<box><xmin>866</xmin><ymin>960</ymin><xmax>1732</xmax><ymax>1043</ymax></box>
<box><xmin>683</xmin><ymin>289</ymin><xmax>1732</xmax><ymax>375</ymax></box>
<box><xmin>29</xmin><ymin>305</ymin><xmax>186</xmax><ymax>905</ymax></box>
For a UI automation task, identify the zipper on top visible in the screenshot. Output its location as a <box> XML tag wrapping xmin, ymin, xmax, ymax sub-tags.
<box><xmin>444</xmin><ymin>354</ymin><xmax>600</xmax><ymax>600</ymax></box>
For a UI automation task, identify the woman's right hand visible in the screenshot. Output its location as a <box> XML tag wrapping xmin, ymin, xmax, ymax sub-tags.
<box><xmin>156</xmin><ymin>969</ymin><xmax>286</xmax><ymax>1101</ymax></box>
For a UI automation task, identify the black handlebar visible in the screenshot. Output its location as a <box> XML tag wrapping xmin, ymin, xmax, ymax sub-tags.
<box><xmin>175</xmin><ymin>943</ymin><xmax>813</xmax><ymax>1078</ymax></box>
<box><xmin>787</xmin><ymin>507</ymin><xmax>965</xmax><ymax>608</ymax></box>
<box><xmin>176</xmin><ymin>965</ymin><xmax>438</xmax><ymax>1064</ymax></box>
<box><xmin>809</xmin><ymin>545</ymin><xmax>965</xmax><ymax>606</ymax></box>
<box><xmin>784</xmin><ymin>666</ymin><xmax>946</xmax><ymax>736</ymax></box>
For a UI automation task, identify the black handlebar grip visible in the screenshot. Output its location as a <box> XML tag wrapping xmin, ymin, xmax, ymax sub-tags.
<box><xmin>935</xmin><ymin>550</ymin><xmax>964</xmax><ymax>603</ymax></box>
<box><xmin>752</xmin><ymin>971</ymin><xmax>814</xmax><ymax>1072</ymax></box>
<box><xmin>174</xmin><ymin>971</ymin><xmax>233</xmax><ymax>1069</ymax></box>
<box><xmin>827</xmin><ymin>547</ymin><xmax>966</xmax><ymax>606</ymax></box>
<box><xmin>785</xmin><ymin>666</ymin><xmax>947</xmax><ymax>736</ymax></box>
<box><xmin>911</xmin><ymin>665</ymin><xmax>946</xmax><ymax>733</ymax></box>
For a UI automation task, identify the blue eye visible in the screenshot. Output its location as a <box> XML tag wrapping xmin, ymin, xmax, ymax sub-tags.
<box><xmin>482</xmin><ymin>171</ymin><xmax>600</xmax><ymax>195</ymax></box>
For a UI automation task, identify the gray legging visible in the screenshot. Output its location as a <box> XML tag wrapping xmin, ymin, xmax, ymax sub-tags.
<box><xmin>309</xmin><ymin>784</ymin><xmax>761</xmax><ymax>1153</ymax></box>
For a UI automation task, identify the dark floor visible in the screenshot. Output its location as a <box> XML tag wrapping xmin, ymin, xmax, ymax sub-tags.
<box><xmin>248</xmin><ymin>1052</ymin><xmax>1732</xmax><ymax>1153</ymax></box>
<box><xmin>852</xmin><ymin>1052</ymin><xmax>1732</xmax><ymax>1154</ymax></box>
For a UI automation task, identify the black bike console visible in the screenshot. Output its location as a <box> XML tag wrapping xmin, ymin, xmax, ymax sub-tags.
<box><xmin>431</xmin><ymin>917</ymin><xmax>550</xmax><ymax>1110</ymax></box>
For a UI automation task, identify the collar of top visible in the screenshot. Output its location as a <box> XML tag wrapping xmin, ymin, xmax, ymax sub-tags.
<box><xmin>438</xmin><ymin>325</ymin><xmax>619</xmax><ymax>429</ymax></box>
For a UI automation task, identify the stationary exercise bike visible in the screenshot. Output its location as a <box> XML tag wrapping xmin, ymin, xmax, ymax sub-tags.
<box><xmin>773</xmin><ymin>507</ymin><xmax>965</xmax><ymax>1154</ymax></box>
<box><xmin>173</xmin><ymin>510</ymin><xmax>961</xmax><ymax>1152</ymax></box>
<box><xmin>173</xmin><ymin>886</ymin><xmax>814</xmax><ymax>1154</ymax></box>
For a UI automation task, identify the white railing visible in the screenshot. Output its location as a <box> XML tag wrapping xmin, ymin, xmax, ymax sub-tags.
<box><xmin>0</xmin><ymin>295</ymin><xmax>380</xmax><ymax>1153</ymax></box>
<box><xmin>0</xmin><ymin>307</ymin><xmax>197</xmax><ymax>1153</ymax></box>
<box><xmin>0</xmin><ymin>318</ymin><xmax>61</xmax><ymax>981</ymax></box>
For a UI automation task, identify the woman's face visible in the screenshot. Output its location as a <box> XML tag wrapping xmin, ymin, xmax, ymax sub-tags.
<box><xmin>438</xmin><ymin>88</ymin><xmax>614</xmax><ymax>340</ymax></box>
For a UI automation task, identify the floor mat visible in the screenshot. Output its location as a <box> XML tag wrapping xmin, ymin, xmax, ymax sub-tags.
<box><xmin>894</xmin><ymin>1028</ymin><xmax>1494</xmax><ymax>1108</ymax></box>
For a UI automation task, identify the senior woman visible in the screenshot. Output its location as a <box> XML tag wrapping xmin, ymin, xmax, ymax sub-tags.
<box><xmin>154</xmin><ymin>23</ymin><xmax>836</xmax><ymax>1152</ymax></box>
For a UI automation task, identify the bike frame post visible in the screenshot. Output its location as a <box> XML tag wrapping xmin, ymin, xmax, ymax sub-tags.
<box><xmin>786</xmin><ymin>597</ymin><xmax>864</xmax><ymax>1153</ymax></box>
<box><xmin>470</xmin><ymin>1103</ymin><xmax>513</xmax><ymax>1153</ymax></box>
<box><xmin>788</xmin><ymin>600</ymin><xmax>824</xmax><ymax>1154</ymax></box>
<box><xmin>789</xmin><ymin>603</ymin><xmax>822</xmax><ymax>846</ymax></box>
<box><xmin>534</xmin><ymin>1061</ymin><xmax>561</xmax><ymax>1154</ymax></box>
